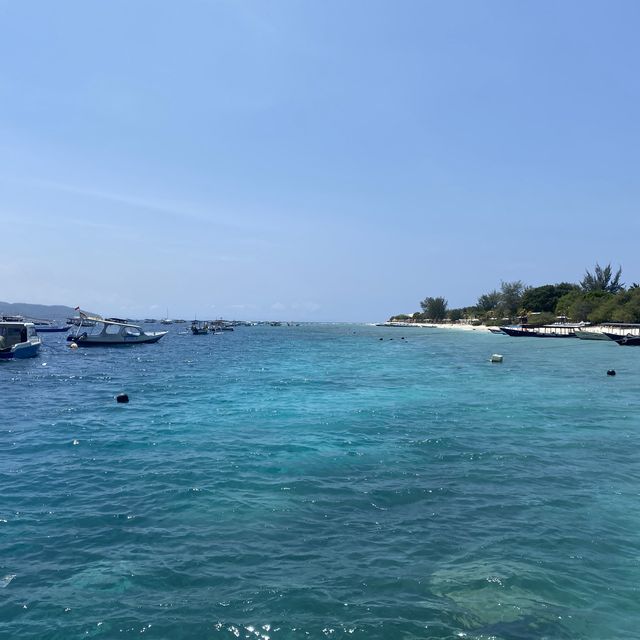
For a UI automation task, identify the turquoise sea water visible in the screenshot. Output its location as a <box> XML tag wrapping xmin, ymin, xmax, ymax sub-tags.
<box><xmin>1</xmin><ymin>324</ymin><xmax>639</xmax><ymax>639</ymax></box>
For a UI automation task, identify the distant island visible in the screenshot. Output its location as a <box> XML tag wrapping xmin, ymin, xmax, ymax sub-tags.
<box><xmin>0</xmin><ymin>302</ymin><xmax>292</xmax><ymax>327</ymax></box>
<box><xmin>0</xmin><ymin>301</ymin><xmax>81</xmax><ymax>321</ymax></box>
<box><xmin>389</xmin><ymin>263</ymin><xmax>640</xmax><ymax>326</ymax></box>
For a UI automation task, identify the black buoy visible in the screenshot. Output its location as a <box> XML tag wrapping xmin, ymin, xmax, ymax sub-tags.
<box><xmin>116</xmin><ymin>393</ymin><xmax>129</xmax><ymax>403</ymax></box>
<box><xmin>607</xmin><ymin>369</ymin><xmax>616</xmax><ymax>376</ymax></box>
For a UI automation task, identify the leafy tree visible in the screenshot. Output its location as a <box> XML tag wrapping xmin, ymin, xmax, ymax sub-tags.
<box><xmin>556</xmin><ymin>290</ymin><xmax>611</xmax><ymax>321</ymax></box>
<box><xmin>591</xmin><ymin>288</ymin><xmax>640</xmax><ymax>323</ymax></box>
<box><xmin>581</xmin><ymin>262</ymin><xmax>624</xmax><ymax>293</ymax></box>
<box><xmin>500</xmin><ymin>280</ymin><xmax>526</xmax><ymax>316</ymax></box>
<box><xmin>527</xmin><ymin>311</ymin><xmax>557</xmax><ymax>325</ymax></box>
<box><xmin>521</xmin><ymin>285</ymin><xmax>556</xmax><ymax>313</ymax></box>
<box><xmin>476</xmin><ymin>290</ymin><xmax>501</xmax><ymax>312</ymax></box>
<box><xmin>586</xmin><ymin>294</ymin><xmax>618</xmax><ymax>323</ymax></box>
<box><xmin>420</xmin><ymin>296</ymin><xmax>448</xmax><ymax>321</ymax></box>
<box><xmin>555</xmin><ymin>282</ymin><xmax>581</xmax><ymax>298</ymax></box>
<box><xmin>620</xmin><ymin>288</ymin><xmax>640</xmax><ymax>322</ymax></box>
<box><xmin>448</xmin><ymin>308</ymin><xmax>464</xmax><ymax>322</ymax></box>
<box><xmin>521</xmin><ymin>282</ymin><xmax>580</xmax><ymax>313</ymax></box>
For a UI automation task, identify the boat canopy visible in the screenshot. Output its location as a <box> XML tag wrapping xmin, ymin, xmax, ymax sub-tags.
<box><xmin>76</xmin><ymin>311</ymin><xmax>140</xmax><ymax>329</ymax></box>
<box><xmin>0</xmin><ymin>322</ymin><xmax>37</xmax><ymax>347</ymax></box>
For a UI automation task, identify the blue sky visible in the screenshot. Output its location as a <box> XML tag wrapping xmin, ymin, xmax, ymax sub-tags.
<box><xmin>1</xmin><ymin>1</ymin><xmax>638</xmax><ymax>321</ymax></box>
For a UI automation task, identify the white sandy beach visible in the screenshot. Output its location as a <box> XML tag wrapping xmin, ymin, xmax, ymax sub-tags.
<box><xmin>380</xmin><ymin>322</ymin><xmax>491</xmax><ymax>332</ymax></box>
<box><xmin>416</xmin><ymin>322</ymin><xmax>491</xmax><ymax>332</ymax></box>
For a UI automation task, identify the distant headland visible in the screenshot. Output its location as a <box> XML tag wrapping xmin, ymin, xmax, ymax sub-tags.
<box><xmin>0</xmin><ymin>301</ymin><xmax>81</xmax><ymax>321</ymax></box>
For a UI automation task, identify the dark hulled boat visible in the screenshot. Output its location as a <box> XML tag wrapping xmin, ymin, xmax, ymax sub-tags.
<box><xmin>602</xmin><ymin>332</ymin><xmax>640</xmax><ymax>346</ymax></box>
<box><xmin>33</xmin><ymin>322</ymin><xmax>70</xmax><ymax>332</ymax></box>
<box><xmin>191</xmin><ymin>321</ymin><xmax>210</xmax><ymax>335</ymax></box>
<box><xmin>500</xmin><ymin>323</ymin><xmax>582</xmax><ymax>338</ymax></box>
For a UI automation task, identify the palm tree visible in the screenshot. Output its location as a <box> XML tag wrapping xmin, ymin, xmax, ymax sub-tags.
<box><xmin>580</xmin><ymin>263</ymin><xmax>624</xmax><ymax>293</ymax></box>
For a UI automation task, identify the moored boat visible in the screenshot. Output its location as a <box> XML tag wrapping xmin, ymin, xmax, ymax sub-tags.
<box><xmin>0</xmin><ymin>322</ymin><xmax>42</xmax><ymax>359</ymax></box>
<box><xmin>602</xmin><ymin>332</ymin><xmax>640</xmax><ymax>346</ymax></box>
<box><xmin>211</xmin><ymin>320</ymin><xmax>234</xmax><ymax>331</ymax></box>
<box><xmin>574</xmin><ymin>329</ymin><xmax>612</xmax><ymax>341</ymax></box>
<box><xmin>32</xmin><ymin>320</ymin><xmax>70</xmax><ymax>332</ymax></box>
<box><xmin>500</xmin><ymin>323</ymin><xmax>582</xmax><ymax>338</ymax></box>
<box><xmin>191</xmin><ymin>321</ymin><xmax>209</xmax><ymax>335</ymax></box>
<box><xmin>67</xmin><ymin>312</ymin><xmax>167</xmax><ymax>346</ymax></box>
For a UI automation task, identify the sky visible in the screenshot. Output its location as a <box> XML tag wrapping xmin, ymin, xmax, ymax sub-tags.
<box><xmin>0</xmin><ymin>1</ymin><xmax>639</xmax><ymax>321</ymax></box>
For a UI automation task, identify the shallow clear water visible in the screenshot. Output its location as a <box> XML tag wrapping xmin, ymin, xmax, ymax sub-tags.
<box><xmin>1</xmin><ymin>324</ymin><xmax>639</xmax><ymax>639</ymax></box>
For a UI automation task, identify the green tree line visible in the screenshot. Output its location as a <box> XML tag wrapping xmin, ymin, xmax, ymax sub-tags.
<box><xmin>393</xmin><ymin>263</ymin><xmax>640</xmax><ymax>325</ymax></box>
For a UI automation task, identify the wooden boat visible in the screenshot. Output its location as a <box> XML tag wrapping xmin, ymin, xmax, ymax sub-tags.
<box><xmin>32</xmin><ymin>320</ymin><xmax>70</xmax><ymax>332</ymax></box>
<box><xmin>602</xmin><ymin>332</ymin><xmax>640</xmax><ymax>346</ymax></box>
<box><xmin>67</xmin><ymin>312</ymin><xmax>167</xmax><ymax>346</ymax></box>
<box><xmin>191</xmin><ymin>321</ymin><xmax>209</xmax><ymax>335</ymax></box>
<box><xmin>211</xmin><ymin>320</ymin><xmax>234</xmax><ymax>331</ymax></box>
<box><xmin>0</xmin><ymin>322</ymin><xmax>42</xmax><ymax>359</ymax></box>
<box><xmin>500</xmin><ymin>323</ymin><xmax>582</xmax><ymax>338</ymax></box>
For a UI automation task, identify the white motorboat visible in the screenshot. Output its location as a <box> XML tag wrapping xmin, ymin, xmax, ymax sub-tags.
<box><xmin>0</xmin><ymin>322</ymin><xmax>42</xmax><ymax>359</ymax></box>
<box><xmin>67</xmin><ymin>313</ymin><xmax>167</xmax><ymax>346</ymax></box>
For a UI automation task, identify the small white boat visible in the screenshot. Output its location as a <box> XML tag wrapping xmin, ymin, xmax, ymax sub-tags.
<box><xmin>160</xmin><ymin>308</ymin><xmax>173</xmax><ymax>324</ymax></box>
<box><xmin>67</xmin><ymin>313</ymin><xmax>167</xmax><ymax>346</ymax></box>
<box><xmin>0</xmin><ymin>322</ymin><xmax>42</xmax><ymax>359</ymax></box>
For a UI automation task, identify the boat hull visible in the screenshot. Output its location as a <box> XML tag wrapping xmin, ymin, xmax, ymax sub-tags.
<box><xmin>574</xmin><ymin>330</ymin><xmax>612</xmax><ymax>340</ymax></box>
<box><xmin>68</xmin><ymin>332</ymin><xmax>167</xmax><ymax>346</ymax></box>
<box><xmin>500</xmin><ymin>326</ymin><xmax>577</xmax><ymax>338</ymax></box>
<box><xmin>0</xmin><ymin>322</ymin><xmax>42</xmax><ymax>359</ymax></box>
<box><xmin>603</xmin><ymin>332</ymin><xmax>640</xmax><ymax>346</ymax></box>
<box><xmin>0</xmin><ymin>341</ymin><xmax>41</xmax><ymax>359</ymax></box>
<box><xmin>191</xmin><ymin>322</ymin><xmax>210</xmax><ymax>335</ymax></box>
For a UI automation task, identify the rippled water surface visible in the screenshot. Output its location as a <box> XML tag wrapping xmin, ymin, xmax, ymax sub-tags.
<box><xmin>2</xmin><ymin>324</ymin><xmax>640</xmax><ymax>639</ymax></box>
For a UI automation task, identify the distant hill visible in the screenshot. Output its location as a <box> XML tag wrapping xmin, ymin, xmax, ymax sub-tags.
<box><xmin>0</xmin><ymin>301</ymin><xmax>80</xmax><ymax>321</ymax></box>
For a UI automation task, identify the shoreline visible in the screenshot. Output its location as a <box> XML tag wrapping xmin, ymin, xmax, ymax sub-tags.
<box><xmin>379</xmin><ymin>322</ymin><xmax>491</xmax><ymax>332</ymax></box>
